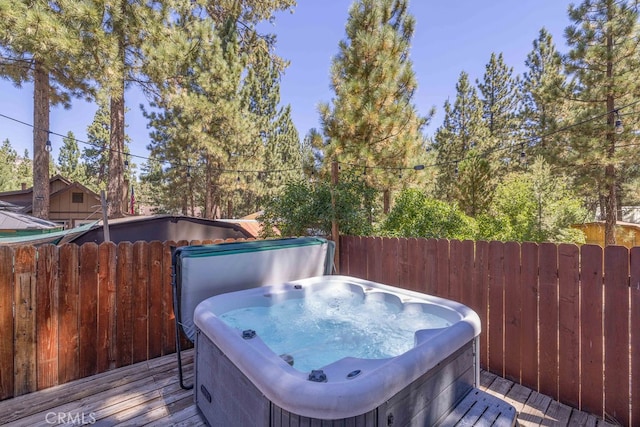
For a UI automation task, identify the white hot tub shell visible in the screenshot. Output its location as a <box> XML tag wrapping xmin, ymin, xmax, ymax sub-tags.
<box><xmin>194</xmin><ymin>275</ymin><xmax>481</xmax><ymax>427</ymax></box>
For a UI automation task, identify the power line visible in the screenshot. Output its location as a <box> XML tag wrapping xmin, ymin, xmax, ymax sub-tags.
<box><xmin>0</xmin><ymin>111</ymin><xmax>306</xmax><ymax>176</ymax></box>
<box><xmin>2</xmin><ymin>97</ymin><xmax>640</xmax><ymax>178</ymax></box>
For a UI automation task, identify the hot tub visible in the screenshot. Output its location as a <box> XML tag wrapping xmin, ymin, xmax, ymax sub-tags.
<box><xmin>194</xmin><ymin>275</ymin><xmax>481</xmax><ymax>427</ymax></box>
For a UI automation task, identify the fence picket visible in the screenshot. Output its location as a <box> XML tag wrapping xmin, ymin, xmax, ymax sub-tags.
<box><xmin>0</xmin><ymin>246</ymin><xmax>14</xmax><ymax>400</ymax></box>
<box><xmin>382</xmin><ymin>238</ymin><xmax>399</xmax><ymax>287</ymax></box>
<box><xmin>148</xmin><ymin>241</ymin><xmax>163</xmax><ymax>360</ymax></box>
<box><xmin>78</xmin><ymin>243</ymin><xmax>98</xmax><ymax>379</ymax></box>
<box><xmin>488</xmin><ymin>241</ymin><xmax>505</xmax><ymax>377</ymax></box>
<box><xmin>58</xmin><ymin>244</ymin><xmax>80</xmax><ymax>385</ymax></box>
<box><xmin>520</xmin><ymin>242</ymin><xmax>539</xmax><ymax>391</ymax></box>
<box><xmin>162</xmin><ymin>241</ymin><xmax>176</xmax><ymax>355</ymax></box>
<box><xmin>604</xmin><ymin>245</ymin><xmax>630</xmax><ymax>426</ymax></box>
<box><xmin>503</xmin><ymin>241</ymin><xmax>521</xmax><ymax>384</ymax></box>
<box><xmin>339</xmin><ymin>235</ymin><xmax>349</xmax><ymax>276</ymax></box>
<box><xmin>367</xmin><ymin>237</ymin><xmax>383</xmax><ymax>283</ymax></box>
<box><xmin>449</xmin><ymin>240</ymin><xmax>463</xmax><ymax>304</ymax></box>
<box><xmin>13</xmin><ymin>246</ymin><xmax>36</xmax><ymax>396</ymax></box>
<box><xmin>459</xmin><ymin>241</ymin><xmax>475</xmax><ymax>308</ymax></box>
<box><xmin>473</xmin><ymin>240</ymin><xmax>489</xmax><ymax>369</ymax></box>
<box><xmin>580</xmin><ymin>244</ymin><xmax>604</xmax><ymax>417</ymax></box>
<box><xmin>116</xmin><ymin>242</ymin><xmax>133</xmax><ymax>368</ymax></box>
<box><xmin>435</xmin><ymin>239</ymin><xmax>450</xmax><ymax>299</ymax></box>
<box><xmin>407</xmin><ymin>238</ymin><xmax>424</xmax><ymax>293</ymax></box>
<box><xmin>397</xmin><ymin>238</ymin><xmax>410</xmax><ymax>290</ymax></box>
<box><xmin>630</xmin><ymin>247</ymin><xmax>640</xmax><ymax>427</ymax></box>
<box><xmin>349</xmin><ymin>236</ymin><xmax>366</xmax><ymax>279</ymax></box>
<box><xmin>558</xmin><ymin>244</ymin><xmax>580</xmax><ymax>409</ymax></box>
<box><xmin>97</xmin><ymin>242</ymin><xmax>117</xmax><ymax>372</ymax></box>
<box><xmin>538</xmin><ymin>243</ymin><xmax>559</xmax><ymax>400</ymax></box>
<box><xmin>36</xmin><ymin>245</ymin><xmax>58</xmax><ymax>391</ymax></box>
<box><xmin>132</xmin><ymin>241</ymin><xmax>150</xmax><ymax>363</ymax></box>
<box><xmin>424</xmin><ymin>239</ymin><xmax>438</xmax><ymax>295</ymax></box>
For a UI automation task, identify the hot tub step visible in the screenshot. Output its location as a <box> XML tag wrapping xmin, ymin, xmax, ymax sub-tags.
<box><xmin>438</xmin><ymin>388</ymin><xmax>517</xmax><ymax>427</ymax></box>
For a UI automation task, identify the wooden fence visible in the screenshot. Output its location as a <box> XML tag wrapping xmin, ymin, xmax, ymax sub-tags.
<box><xmin>339</xmin><ymin>236</ymin><xmax>639</xmax><ymax>426</ymax></box>
<box><xmin>0</xmin><ymin>236</ymin><xmax>638</xmax><ymax>425</ymax></box>
<box><xmin>0</xmin><ymin>239</ymin><xmax>242</xmax><ymax>403</ymax></box>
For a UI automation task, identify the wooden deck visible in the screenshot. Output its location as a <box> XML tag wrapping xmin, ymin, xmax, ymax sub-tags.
<box><xmin>0</xmin><ymin>350</ymin><xmax>619</xmax><ymax>427</ymax></box>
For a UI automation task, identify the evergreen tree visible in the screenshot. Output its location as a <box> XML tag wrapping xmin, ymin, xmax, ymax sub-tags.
<box><xmin>58</xmin><ymin>131</ymin><xmax>86</xmax><ymax>183</ymax></box>
<box><xmin>563</xmin><ymin>0</ymin><xmax>640</xmax><ymax>245</ymax></box>
<box><xmin>148</xmin><ymin>13</ymin><xmax>253</xmax><ymax>218</ymax></box>
<box><xmin>0</xmin><ymin>0</ymin><xmax>96</xmax><ymax>219</ymax></box>
<box><xmin>433</xmin><ymin>72</ymin><xmax>491</xmax><ymax>204</ymax></box>
<box><xmin>16</xmin><ymin>149</ymin><xmax>32</xmax><ymax>190</ymax></box>
<box><xmin>454</xmin><ymin>152</ymin><xmax>494</xmax><ymax>217</ymax></box>
<box><xmin>301</xmin><ymin>128</ymin><xmax>325</xmax><ymax>179</ymax></box>
<box><xmin>520</xmin><ymin>28</ymin><xmax>568</xmax><ymax>161</ymax></box>
<box><xmin>138</xmin><ymin>155</ymin><xmax>170</xmax><ymax>214</ymax></box>
<box><xmin>143</xmin><ymin>0</ymin><xmax>295</xmax><ymax>219</ymax></box>
<box><xmin>238</xmin><ymin>49</ymin><xmax>301</xmax><ymax>211</ymax></box>
<box><xmin>319</xmin><ymin>0</ymin><xmax>429</xmax><ymax>214</ymax></box>
<box><xmin>477</xmin><ymin>52</ymin><xmax>521</xmax><ymax>158</ymax></box>
<box><xmin>87</xmin><ymin>0</ymin><xmax>164</xmax><ymax>217</ymax></box>
<box><xmin>82</xmin><ymin>101</ymin><xmax>111</xmax><ymax>192</ymax></box>
<box><xmin>265</xmin><ymin>105</ymin><xmax>303</xmax><ymax>197</ymax></box>
<box><xmin>0</xmin><ymin>139</ymin><xmax>18</xmax><ymax>191</ymax></box>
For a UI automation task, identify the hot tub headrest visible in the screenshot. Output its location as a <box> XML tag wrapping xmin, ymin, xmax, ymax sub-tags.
<box><xmin>172</xmin><ymin>237</ymin><xmax>335</xmax><ymax>342</ymax></box>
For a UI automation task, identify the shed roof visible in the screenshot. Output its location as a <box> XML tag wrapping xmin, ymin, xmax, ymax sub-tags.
<box><xmin>0</xmin><ymin>210</ymin><xmax>60</xmax><ymax>230</ymax></box>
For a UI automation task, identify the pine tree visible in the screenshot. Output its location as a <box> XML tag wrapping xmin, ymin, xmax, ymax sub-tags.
<box><xmin>564</xmin><ymin>0</ymin><xmax>640</xmax><ymax>245</ymax></box>
<box><xmin>85</xmin><ymin>0</ymin><xmax>165</xmax><ymax>217</ymax></box>
<box><xmin>477</xmin><ymin>52</ymin><xmax>522</xmax><ymax>166</ymax></box>
<box><xmin>454</xmin><ymin>153</ymin><xmax>494</xmax><ymax>217</ymax></box>
<box><xmin>319</xmin><ymin>0</ymin><xmax>428</xmax><ymax>214</ymax></box>
<box><xmin>433</xmin><ymin>72</ymin><xmax>491</xmax><ymax>204</ymax></box>
<box><xmin>0</xmin><ymin>0</ymin><xmax>96</xmax><ymax>219</ymax></box>
<box><xmin>520</xmin><ymin>28</ymin><xmax>568</xmax><ymax>162</ymax></box>
<box><xmin>138</xmin><ymin>156</ymin><xmax>168</xmax><ymax>214</ymax></box>
<box><xmin>238</xmin><ymin>49</ymin><xmax>302</xmax><ymax>211</ymax></box>
<box><xmin>0</xmin><ymin>139</ymin><xmax>18</xmax><ymax>191</ymax></box>
<box><xmin>301</xmin><ymin>128</ymin><xmax>326</xmax><ymax>179</ymax></box>
<box><xmin>16</xmin><ymin>149</ymin><xmax>32</xmax><ymax>190</ymax></box>
<box><xmin>265</xmin><ymin>105</ymin><xmax>303</xmax><ymax>197</ymax></box>
<box><xmin>142</xmin><ymin>0</ymin><xmax>295</xmax><ymax>219</ymax></box>
<box><xmin>83</xmin><ymin>101</ymin><xmax>111</xmax><ymax>192</ymax></box>
<box><xmin>58</xmin><ymin>131</ymin><xmax>86</xmax><ymax>183</ymax></box>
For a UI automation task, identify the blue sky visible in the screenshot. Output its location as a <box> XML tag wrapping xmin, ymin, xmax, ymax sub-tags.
<box><xmin>0</xmin><ymin>0</ymin><xmax>573</xmax><ymax>164</ymax></box>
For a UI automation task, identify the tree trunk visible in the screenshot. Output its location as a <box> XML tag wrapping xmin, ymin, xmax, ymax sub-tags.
<box><xmin>383</xmin><ymin>188</ymin><xmax>391</xmax><ymax>214</ymax></box>
<box><xmin>107</xmin><ymin>92</ymin><xmax>125</xmax><ymax>217</ymax></box>
<box><xmin>604</xmin><ymin>15</ymin><xmax>616</xmax><ymax>246</ymax></box>
<box><xmin>204</xmin><ymin>157</ymin><xmax>213</xmax><ymax>218</ymax></box>
<box><xmin>32</xmin><ymin>60</ymin><xmax>50</xmax><ymax>220</ymax></box>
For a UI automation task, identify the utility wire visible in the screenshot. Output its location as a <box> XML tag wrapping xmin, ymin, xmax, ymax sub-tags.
<box><xmin>2</xmin><ymin>98</ymin><xmax>640</xmax><ymax>176</ymax></box>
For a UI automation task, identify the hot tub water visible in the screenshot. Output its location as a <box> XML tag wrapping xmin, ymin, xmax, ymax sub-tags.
<box><xmin>219</xmin><ymin>284</ymin><xmax>453</xmax><ymax>372</ymax></box>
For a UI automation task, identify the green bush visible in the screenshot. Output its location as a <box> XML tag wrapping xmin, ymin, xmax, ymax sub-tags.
<box><xmin>259</xmin><ymin>176</ymin><xmax>375</xmax><ymax>238</ymax></box>
<box><xmin>379</xmin><ymin>189</ymin><xmax>478</xmax><ymax>239</ymax></box>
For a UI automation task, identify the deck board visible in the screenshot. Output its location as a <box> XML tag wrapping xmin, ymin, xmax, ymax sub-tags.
<box><xmin>0</xmin><ymin>350</ymin><xmax>619</xmax><ymax>427</ymax></box>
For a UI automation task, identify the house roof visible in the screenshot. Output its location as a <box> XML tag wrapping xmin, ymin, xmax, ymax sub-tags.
<box><xmin>49</xmin><ymin>181</ymin><xmax>100</xmax><ymax>201</ymax></box>
<box><xmin>0</xmin><ymin>200</ymin><xmax>24</xmax><ymax>212</ymax></box>
<box><xmin>217</xmin><ymin>219</ymin><xmax>266</xmax><ymax>238</ymax></box>
<box><xmin>0</xmin><ymin>175</ymin><xmax>73</xmax><ymax>197</ymax></box>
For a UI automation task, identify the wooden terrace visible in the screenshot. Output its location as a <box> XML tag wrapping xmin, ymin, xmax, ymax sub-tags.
<box><xmin>0</xmin><ymin>237</ymin><xmax>636</xmax><ymax>425</ymax></box>
<box><xmin>0</xmin><ymin>349</ymin><xmax>618</xmax><ymax>426</ymax></box>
